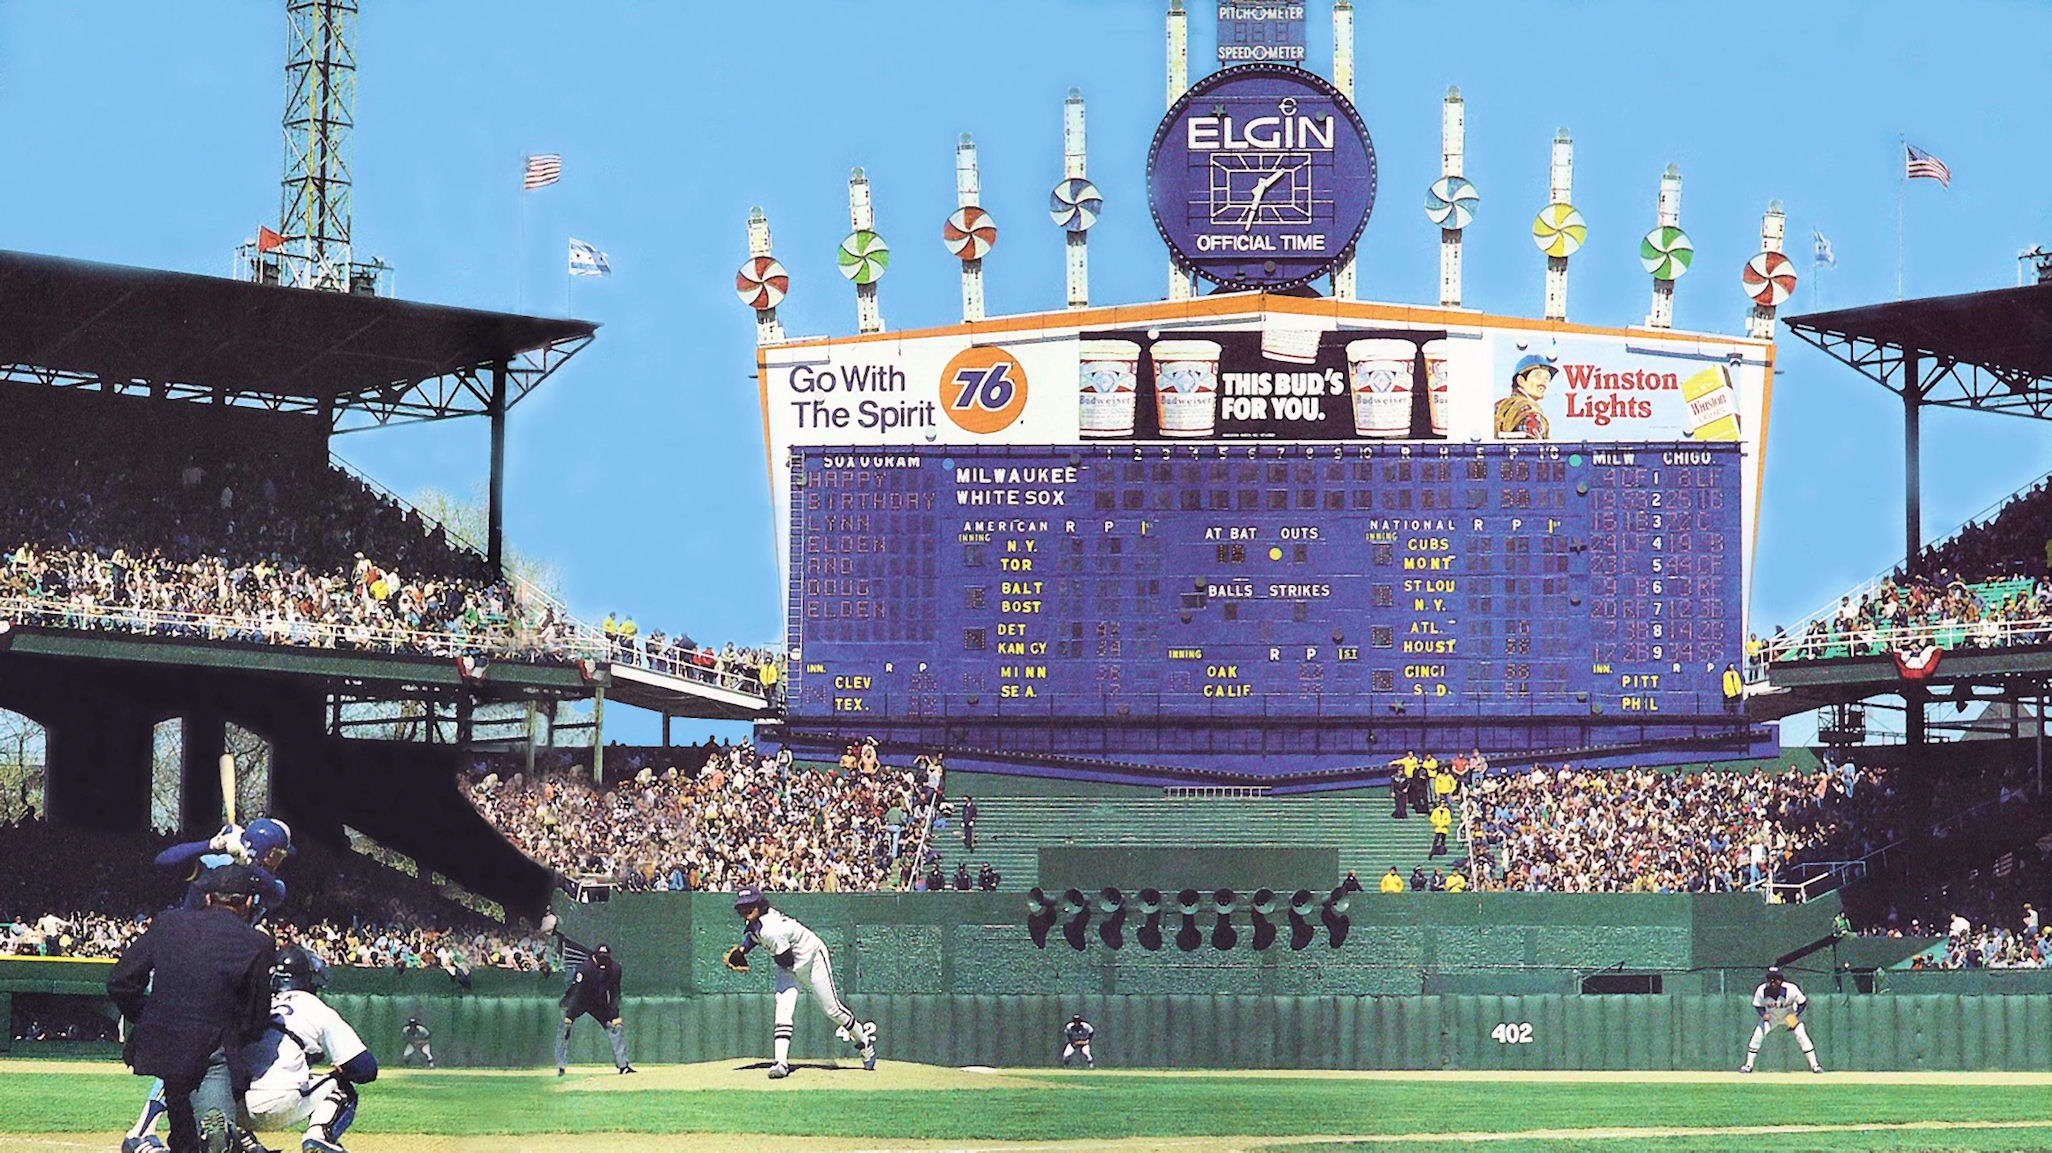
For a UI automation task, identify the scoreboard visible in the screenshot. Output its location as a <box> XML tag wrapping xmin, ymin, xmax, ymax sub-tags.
<box><xmin>786</xmin><ymin>441</ymin><xmax>1743</xmax><ymax>741</ymax></box>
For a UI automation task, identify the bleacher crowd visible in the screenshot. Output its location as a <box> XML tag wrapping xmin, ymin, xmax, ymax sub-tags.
<box><xmin>1764</xmin><ymin>576</ymin><xmax>2052</xmax><ymax>663</ymax></box>
<box><xmin>1</xmin><ymin>908</ymin><xmax>556</xmax><ymax>974</ymax></box>
<box><xmin>0</xmin><ymin>437</ymin><xmax>762</xmax><ymax>672</ymax></box>
<box><xmin>1461</xmin><ymin>761</ymin><xmax>1894</xmax><ymax>893</ymax></box>
<box><xmin>460</xmin><ymin>740</ymin><xmax>949</xmax><ymax>893</ymax></box>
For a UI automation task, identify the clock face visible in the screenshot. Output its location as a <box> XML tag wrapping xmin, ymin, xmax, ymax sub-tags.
<box><xmin>1209</xmin><ymin>153</ymin><xmax>1313</xmax><ymax>229</ymax></box>
<box><xmin>1147</xmin><ymin>65</ymin><xmax>1378</xmax><ymax>290</ymax></box>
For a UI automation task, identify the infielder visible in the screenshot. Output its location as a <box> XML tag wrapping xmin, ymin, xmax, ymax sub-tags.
<box><xmin>725</xmin><ymin>886</ymin><xmax>876</xmax><ymax>1078</ymax></box>
<box><xmin>124</xmin><ymin>819</ymin><xmax>296</xmax><ymax>1153</ymax></box>
<box><xmin>1060</xmin><ymin>1014</ymin><xmax>1095</xmax><ymax>1068</ymax></box>
<box><xmin>400</xmin><ymin>1017</ymin><xmax>435</xmax><ymax>1069</ymax></box>
<box><xmin>1740</xmin><ymin>966</ymin><xmax>1823</xmax><ymax>1074</ymax></box>
<box><xmin>240</xmin><ymin>945</ymin><xmax>378</xmax><ymax>1153</ymax></box>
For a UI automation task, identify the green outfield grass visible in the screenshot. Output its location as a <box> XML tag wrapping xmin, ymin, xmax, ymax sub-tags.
<box><xmin>7</xmin><ymin>1060</ymin><xmax>2052</xmax><ymax>1152</ymax></box>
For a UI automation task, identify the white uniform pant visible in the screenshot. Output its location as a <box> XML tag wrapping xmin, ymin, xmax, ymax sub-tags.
<box><xmin>1747</xmin><ymin>1019</ymin><xmax>1818</xmax><ymax>1065</ymax></box>
<box><xmin>244</xmin><ymin>1079</ymin><xmax>349</xmax><ymax>1135</ymax></box>
<box><xmin>776</xmin><ymin>949</ymin><xmax>856</xmax><ymax>1032</ymax></box>
<box><xmin>1062</xmin><ymin>1041</ymin><xmax>1093</xmax><ymax>1064</ymax></box>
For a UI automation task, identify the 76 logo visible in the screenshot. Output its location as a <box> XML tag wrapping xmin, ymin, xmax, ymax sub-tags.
<box><xmin>938</xmin><ymin>346</ymin><xmax>1030</xmax><ymax>434</ymax></box>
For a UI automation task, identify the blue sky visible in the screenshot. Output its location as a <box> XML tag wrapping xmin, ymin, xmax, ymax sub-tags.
<box><xmin>2</xmin><ymin>1</ymin><xmax>2049</xmax><ymax>742</ymax></box>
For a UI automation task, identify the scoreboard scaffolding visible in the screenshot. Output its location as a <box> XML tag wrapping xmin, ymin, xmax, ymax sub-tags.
<box><xmin>785</xmin><ymin>440</ymin><xmax>1746</xmax><ymax>782</ymax></box>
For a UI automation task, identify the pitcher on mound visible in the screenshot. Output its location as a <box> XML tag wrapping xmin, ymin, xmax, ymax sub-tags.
<box><xmin>726</xmin><ymin>886</ymin><xmax>877</xmax><ymax>1078</ymax></box>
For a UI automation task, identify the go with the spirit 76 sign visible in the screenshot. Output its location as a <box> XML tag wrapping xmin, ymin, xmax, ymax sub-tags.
<box><xmin>1147</xmin><ymin>63</ymin><xmax>1378</xmax><ymax>291</ymax></box>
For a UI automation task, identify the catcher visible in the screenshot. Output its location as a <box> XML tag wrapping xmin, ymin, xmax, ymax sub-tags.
<box><xmin>1740</xmin><ymin>966</ymin><xmax>1823</xmax><ymax>1073</ymax></box>
<box><xmin>727</xmin><ymin>886</ymin><xmax>877</xmax><ymax>1079</ymax></box>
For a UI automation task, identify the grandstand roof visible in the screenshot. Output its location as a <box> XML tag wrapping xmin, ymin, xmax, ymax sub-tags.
<box><xmin>1785</xmin><ymin>280</ymin><xmax>2052</xmax><ymax>417</ymax></box>
<box><xmin>0</xmin><ymin>250</ymin><xmax>596</xmax><ymax>429</ymax></box>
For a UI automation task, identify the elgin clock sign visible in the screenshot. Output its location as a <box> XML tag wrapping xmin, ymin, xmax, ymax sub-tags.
<box><xmin>1147</xmin><ymin>64</ymin><xmax>1378</xmax><ymax>291</ymax></box>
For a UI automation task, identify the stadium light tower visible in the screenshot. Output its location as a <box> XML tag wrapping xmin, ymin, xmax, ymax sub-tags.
<box><xmin>271</xmin><ymin>0</ymin><xmax>382</xmax><ymax>294</ymax></box>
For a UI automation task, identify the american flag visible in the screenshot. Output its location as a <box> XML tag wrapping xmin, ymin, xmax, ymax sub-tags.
<box><xmin>523</xmin><ymin>153</ymin><xmax>562</xmax><ymax>190</ymax></box>
<box><xmin>1905</xmin><ymin>143</ymin><xmax>1951</xmax><ymax>188</ymax></box>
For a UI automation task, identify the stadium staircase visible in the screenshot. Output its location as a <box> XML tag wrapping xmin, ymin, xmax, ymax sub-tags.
<box><xmin>938</xmin><ymin>793</ymin><xmax>1455</xmax><ymax>890</ymax></box>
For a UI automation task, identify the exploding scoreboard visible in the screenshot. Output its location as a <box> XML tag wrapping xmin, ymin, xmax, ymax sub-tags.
<box><xmin>786</xmin><ymin>441</ymin><xmax>1743</xmax><ymax>729</ymax></box>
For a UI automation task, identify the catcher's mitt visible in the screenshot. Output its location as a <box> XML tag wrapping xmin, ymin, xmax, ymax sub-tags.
<box><xmin>1784</xmin><ymin>1013</ymin><xmax>1800</xmax><ymax>1031</ymax></box>
<box><xmin>722</xmin><ymin>945</ymin><xmax>750</xmax><ymax>972</ymax></box>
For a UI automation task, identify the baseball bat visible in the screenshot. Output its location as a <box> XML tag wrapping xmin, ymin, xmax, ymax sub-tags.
<box><xmin>219</xmin><ymin>753</ymin><xmax>237</xmax><ymax>826</ymax></box>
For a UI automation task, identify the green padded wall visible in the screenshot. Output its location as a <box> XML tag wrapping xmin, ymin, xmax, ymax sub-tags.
<box><xmin>317</xmin><ymin>993</ymin><xmax>2052</xmax><ymax>1072</ymax></box>
<box><xmin>549</xmin><ymin>892</ymin><xmax>1838</xmax><ymax>996</ymax></box>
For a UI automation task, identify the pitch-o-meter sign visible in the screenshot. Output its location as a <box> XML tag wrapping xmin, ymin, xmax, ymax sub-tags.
<box><xmin>1148</xmin><ymin>64</ymin><xmax>1377</xmax><ymax>291</ymax></box>
<box><xmin>1217</xmin><ymin>2</ymin><xmax>1307</xmax><ymax>64</ymax></box>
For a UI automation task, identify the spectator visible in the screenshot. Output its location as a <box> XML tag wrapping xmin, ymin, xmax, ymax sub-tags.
<box><xmin>962</xmin><ymin>795</ymin><xmax>978</xmax><ymax>852</ymax></box>
<box><xmin>1429</xmin><ymin>804</ymin><xmax>1453</xmax><ymax>857</ymax></box>
<box><xmin>1379</xmin><ymin>868</ymin><xmax>1403</xmax><ymax>894</ymax></box>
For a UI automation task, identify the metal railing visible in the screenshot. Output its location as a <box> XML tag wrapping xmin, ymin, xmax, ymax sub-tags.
<box><xmin>1765</xmin><ymin>614</ymin><xmax>2052</xmax><ymax>664</ymax></box>
<box><xmin>0</xmin><ymin>593</ymin><xmax>604</xmax><ymax>662</ymax></box>
<box><xmin>1162</xmin><ymin>785</ymin><xmax>1272</xmax><ymax>799</ymax></box>
<box><xmin>609</xmin><ymin>641</ymin><xmax>777</xmax><ymax>698</ymax></box>
<box><xmin>331</xmin><ymin>451</ymin><xmax>777</xmax><ymax>696</ymax></box>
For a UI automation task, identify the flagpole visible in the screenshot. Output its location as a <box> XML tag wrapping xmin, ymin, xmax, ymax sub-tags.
<box><xmin>1896</xmin><ymin>133</ymin><xmax>1905</xmax><ymax>301</ymax></box>
<box><xmin>518</xmin><ymin>160</ymin><xmax>528</xmax><ymax>314</ymax></box>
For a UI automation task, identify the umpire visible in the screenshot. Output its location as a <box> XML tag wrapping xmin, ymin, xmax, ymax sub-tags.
<box><xmin>557</xmin><ymin>942</ymin><xmax>634</xmax><ymax>1075</ymax></box>
<box><xmin>108</xmin><ymin>864</ymin><xmax>275</xmax><ymax>1153</ymax></box>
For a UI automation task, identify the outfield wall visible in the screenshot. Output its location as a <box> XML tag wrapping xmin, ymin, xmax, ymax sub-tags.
<box><xmin>546</xmin><ymin>892</ymin><xmax>1851</xmax><ymax>997</ymax></box>
<box><xmin>320</xmin><ymin>992</ymin><xmax>2052</xmax><ymax>1073</ymax></box>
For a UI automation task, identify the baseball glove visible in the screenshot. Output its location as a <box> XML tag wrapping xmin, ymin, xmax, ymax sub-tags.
<box><xmin>1784</xmin><ymin>1013</ymin><xmax>1800</xmax><ymax>1031</ymax></box>
<box><xmin>722</xmin><ymin>945</ymin><xmax>750</xmax><ymax>973</ymax></box>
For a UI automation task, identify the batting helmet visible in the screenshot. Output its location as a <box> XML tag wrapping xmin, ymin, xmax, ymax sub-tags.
<box><xmin>273</xmin><ymin>944</ymin><xmax>330</xmax><ymax>993</ymax></box>
<box><xmin>243</xmin><ymin>817</ymin><xmax>295</xmax><ymax>860</ymax></box>
<box><xmin>1765</xmin><ymin>966</ymin><xmax>1784</xmax><ymax>982</ymax></box>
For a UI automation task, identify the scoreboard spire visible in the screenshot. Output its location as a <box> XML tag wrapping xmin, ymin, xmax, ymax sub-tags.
<box><xmin>949</xmin><ymin>134</ymin><xmax>993</xmax><ymax>323</ymax></box>
<box><xmin>1745</xmin><ymin>200</ymin><xmax>1793</xmax><ymax>339</ymax></box>
<box><xmin>1329</xmin><ymin>0</ymin><xmax>1359</xmax><ymax>302</ymax></box>
<box><xmin>1536</xmin><ymin>128</ymin><xmax>1583</xmax><ymax>322</ymax></box>
<box><xmin>1432</xmin><ymin>87</ymin><xmax>1473</xmax><ymax>308</ymax></box>
<box><xmin>737</xmin><ymin>207</ymin><xmax>788</xmax><ymax>346</ymax></box>
<box><xmin>1056</xmin><ymin>88</ymin><xmax>1097</xmax><ymax>309</ymax></box>
<box><xmin>1641</xmin><ymin>164</ymin><xmax>1691</xmax><ymax>330</ymax></box>
<box><xmin>1165</xmin><ymin>0</ymin><xmax>1197</xmax><ymax>302</ymax></box>
<box><xmin>842</xmin><ymin>168</ymin><xmax>889</xmax><ymax>335</ymax></box>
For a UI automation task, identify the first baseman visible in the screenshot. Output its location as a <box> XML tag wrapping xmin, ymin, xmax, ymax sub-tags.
<box><xmin>1740</xmin><ymin>966</ymin><xmax>1822</xmax><ymax>1073</ymax></box>
<box><xmin>726</xmin><ymin>886</ymin><xmax>876</xmax><ymax>1078</ymax></box>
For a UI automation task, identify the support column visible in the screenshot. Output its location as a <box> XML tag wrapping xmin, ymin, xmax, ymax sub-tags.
<box><xmin>524</xmin><ymin>700</ymin><xmax>539</xmax><ymax>779</ymax></box>
<box><xmin>1904</xmin><ymin>688</ymin><xmax>1926</xmax><ymax>747</ymax></box>
<box><xmin>2036</xmin><ymin>690</ymin><xmax>2045</xmax><ymax>796</ymax></box>
<box><xmin>1903</xmin><ymin>354</ymin><xmax>1921</xmax><ymax>575</ymax></box>
<box><xmin>591</xmin><ymin>686</ymin><xmax>606</xmax><ymax>786</ymax></box>
<box><xmin>488</xmin><ymin>358</ymin><xmax>509</xmax><ymax>580</ymax></box>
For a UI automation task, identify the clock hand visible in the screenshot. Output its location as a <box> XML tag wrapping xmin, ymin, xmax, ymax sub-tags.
<box><xmin>1243</xmin><ymin>169</ymin><xmax>1290</xmax><ymax>231</ymax></box>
